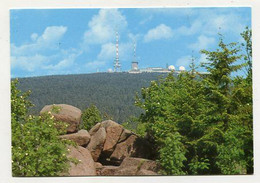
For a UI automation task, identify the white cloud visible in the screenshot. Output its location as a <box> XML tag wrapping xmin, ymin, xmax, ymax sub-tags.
<box><xmin>199</xmin><ymin>54</ymin><xmax>208</xmax><ymax>64</ymax></box>
<box><xmin>175</xmin><ymin>20</ymin><xmax>202</xmax><ymax>36</ymax></box>
<box><xmin>176</xmin><ymin>55</ymin><xmax>192</xmax><ymax>68</ymax></box>
<box><xmin>44</xmin><ymin>49</ymin><xmax>81</xmax><ymax>71</ymax></box>
<box><xmin>11</xmin><ymin>26</ymin><xmax>67</xmax><ymax>56</ymax></box>
<box><xmin>30</xmin><ymin>33</ymin><xmax>38</xmax><ymax>41</ymax></box>
<box><xmin>86</xmin><ymin>60</ymin><xmax>106</xmax><ymax>69</ymax></box>
<box><xmin>172</xmin><ymin>10</ymin><xmax>248</xmax><ymax>39</ymax></box>
<box><xmin>38</xmin><ymin>26</ymin><xmax>67</xmax><ymax>46</ymax></box>
<box><xmin>139</xmin><ymin>15</ymin><xmax>153</xmax><ymax>25</ymax></box>
<box><xmin>128</xmin><ymin>33</ymin><xmax>142</xmax><ymax>42</ymax></box>
<box><xmin>189</xmin><ymin>35</ymin><xmax>215</xmax><ymax>51</ymax></box>
<box><xmin>144</xmin><ymin>24</ymin><xmax>173</xmax><ymax>43</ymax></box>
<box><xmin>83</xmin><ymin>9</ymin><xmax>127</xmax><ymax>45</ymax></box>
<box><xmin>97</xmin><ymin>43</ymin><xmax>115</xmax><ymax>61</ymax></box>
<box><xmin>11</xmin><ymin>26</ymin><xmax>84</xmax><ymax>76</ymax></box>
<box><xmin>209</xmin><ymin>13</ymin><xmax>245</xmax><ymax>36</ymax></box>
<box><xmin>11</xmin><ymin>54</ymin><xmax>50</xmax><ymax>72</ymax></box>
<box><xmin>92</xmin><ymin>40</ymin><xmax>132</xmax><ymax>69</ymax></box>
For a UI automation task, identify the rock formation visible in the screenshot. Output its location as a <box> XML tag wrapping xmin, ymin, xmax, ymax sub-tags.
<box><xmin>40</xmin><ymin>104</ymin><xmax>82</xmax><ymax>133</ymax></box>
<box><xmin>67</xmin><ymin>145</ymin><xmax>96</xmax><ymax>176</ymax></box>
<box><xmin>60</xmin><ymin>129</ymin><xmax>91</xmax><ymax>146</ymax></box>
<box><xmin>39</xmin><ymin>104</ymin><xmax>159</xmax><ymax>176</ymax></box>
<box><xmin>100</xmin><ymin>157</ymin><xmax>160</xmax><ymax>176</ymax></box>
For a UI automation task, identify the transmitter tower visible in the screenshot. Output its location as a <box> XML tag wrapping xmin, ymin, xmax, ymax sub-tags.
<box><xmin>113</xmin><ymin>32</ymin><xmax>121</xmax><ymax>72</ymax></box>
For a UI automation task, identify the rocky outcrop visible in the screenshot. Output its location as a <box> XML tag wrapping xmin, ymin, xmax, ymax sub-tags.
<box><xmin>102</xmin><ymin>121</ymin><xmax>123</xmax><ymax>155</ymax></box>
<box><xmin>87</xmin><ymin>120</ymin><xmax>154</xmax><ymax>165</ymax></box>
<box><xmin>87</xmin><ymin>127</ymin><xmax>106</xmax><ymax>161</ymax></box>
<box><xmin>40</xmin><ymin>104</ymin><xmax>82</xmax><ymax>133</ymax></box>
<box><xmin>67</xmin><ymin>146</ymin><xmax>96</xmax><ymax>176</ymax></box>
<box><xmin>118</xmin><ymin>128</ymin><xmax>133</xmax><ymax>143</ymax></box>
<box><xmin>137</xmin><ymin>169</ymin><xmax>158</xmax><ymax>175</ymax></box>
<box><xmin>60</xmin><ymin>130</ymin><xmax>91</xmax><ymax>146</ymax></box>
<box><xmin>119</xmin><ymin>157</ymin><xmax>160</xmax><ymax>173</ymax></box>
<box><xmin>110</xmin><ymin>134</ymin><xmax>153</xmax><ymax>163</ymax></box>
<box><xmin>100</xmin><ymin>166</ymin><xmax>118</xmax><ymax>176</ymax></box>
<box><xmin>89</xmin><ymin>123</ymin><xmax>101</xmax><ymax>136</ymax></box>
<box><xmin>39</xmin><ymin>105</ymin><xmax>159</xmax><ymax>176</ymax></box>
<box><xmin>99</xmin><ymin>157</ymin><xmax>159</xmax><ymax>176</ymax></box>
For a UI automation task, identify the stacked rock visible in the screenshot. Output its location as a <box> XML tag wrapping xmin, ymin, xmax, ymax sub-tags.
<box><xmin>40</xmin><ymin>104</ymin><xmax>159</xmax><ymax>176</ymax></box>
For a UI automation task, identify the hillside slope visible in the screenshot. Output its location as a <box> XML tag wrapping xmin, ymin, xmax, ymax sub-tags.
<box><xmin>17</xmin><ymin>72</ymin><xmax>169</xmax><ymax>123</ymax></box>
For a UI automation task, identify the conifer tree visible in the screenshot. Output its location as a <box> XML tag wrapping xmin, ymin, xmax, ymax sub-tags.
<box><xmin>81</xmin><ymin>104</ymin><xmax>102</xmax><ymax>130</ymax></box>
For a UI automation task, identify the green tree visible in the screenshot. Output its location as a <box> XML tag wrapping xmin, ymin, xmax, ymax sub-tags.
<box><xmin>11</xmin><ymin>79</ymin><xmax>72</xmax><ymax>176</ymax></box>
<box><xmin>136</xmin><ymin>28</ymin><xmax>253</xmax><ymax>175</ymax></box>
<box><xmin>136</xmin><ymin>71</ymin><xmax>210</xmax><ymax>175</ymax></box>
<box><xmin>81</xmin><ymin>104</ymin><xmax>102</xmax><ymax>130</ymax></box>
<box><xmin>240</xmin><ymin>26</ymin><xmax>252</xmax><ymax>80</ymax></box>
<box><xmin>200</xmin><ymin>32</ymin><xmax>252</xmax><ymax>174</ymax></box>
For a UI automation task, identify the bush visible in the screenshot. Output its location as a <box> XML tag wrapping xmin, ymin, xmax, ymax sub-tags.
<box><xmin>81</xmin><ymin>104</ymin><xmax>102</xmax><ymax>131</ymax></box>
<box><xmin>11</xmin><ymin>79</ymin><xmax>72</xmax><ymax>176</ymax></box>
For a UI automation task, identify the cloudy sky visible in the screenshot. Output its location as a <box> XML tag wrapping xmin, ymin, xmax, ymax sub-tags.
<box><xmin>10</xmin><ymin>8</ymin><xmax>251</xmax><ymax>78</ymax></box>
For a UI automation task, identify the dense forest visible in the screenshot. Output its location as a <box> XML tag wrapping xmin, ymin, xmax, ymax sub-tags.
<box><xmin>16</xmin><ymin>72</ymin><xmax>169</xmax><ymax>123</ymax></box>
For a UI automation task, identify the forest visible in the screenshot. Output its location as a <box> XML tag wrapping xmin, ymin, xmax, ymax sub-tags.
<box><xmin>11</xmin><ymin>27</ymin><xmax>253</xmax><ymax>176</ymax></box>
<box><xmin>16</xmin><ymin>72</ymin><xmax>170</xmax><ymax>123</ymax></box>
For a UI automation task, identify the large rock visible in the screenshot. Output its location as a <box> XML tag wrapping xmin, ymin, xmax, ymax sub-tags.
<box><xmin>100</xmin><ymin>166</ymin><xmax>118</xmax><ymax>176</ymax></box>
<box><xmin>120</xmin><ymin>157</ymin><xmax>160</xmax><ymax>173</ymax></box>
<box><xmin>87</xmin><ymin>127</ymin><xmax>106</xmax><ymax>161</ymax></box>
<box><xmin>40</xmin><ymin>104</ymin><xmax>82</xmax><ymax>133</ymax></box>
<box><xmin>95</xmin><ymin>162</ymin><xmax>103</xmax><ymax>175</ymax></box>
<box><xmin>114</xmin><ymin>166</ymin><xmax>138</xmax><ymax>176</ymax></box>
<box><xmin>110</xmin><ymin>135</ymin><xmax>137</xmax><ymax>161</ymax></box>
<box><xmin>115</xmin><ymin>157</ymin><xmax>159</xmax><ymax>176</ymax></box>
<box><xmin>100</xmin><ymin>120</ymin><xmax>118</xmax><ymax>129</ymax></box>
<box><xmin>102</xmin><ymin>121</ymin><xmax>123</xmax><ymax>154</ymax></box>
<box><xmin>89</xmin><ymin>123</ymin><xmax>101</xmax><ymax>136</ymax></box>
<box><xmin>110</xmin><ymin>135</ymin><xmax>153</xmax><ymax>162</ymax></box>
<box><xmin>60</xmin><ymin>130</ymin><xmax>91</xmax><ymax>147</ymax></box>
<box><xmin>67</xmin><ymin>146</ymin><xmax>96</xmax><ymax>176</ymax></box>
<box><xmin>137</xmin><ymin>169</ymin><xmax>158</xmax><ymax>175</ymax></box>
<box><xmin>118</xmin><ymin>129</ymin><xmax>133</xmax><ymax>143</ymax></box>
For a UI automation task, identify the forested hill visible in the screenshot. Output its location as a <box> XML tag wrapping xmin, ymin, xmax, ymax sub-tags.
<box><xmin>16</xmin><ymin>72</ymin><xmax>169</xmax><ymax>123</ymax></box>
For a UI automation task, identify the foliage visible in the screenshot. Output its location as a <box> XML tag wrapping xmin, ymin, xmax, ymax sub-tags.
<box><xmin>240</xmin><ymin>26</ymin><xmax>252</xmax><ymax>79</ymax></box>
<box><xmin>11</xmin><ymin>79</ymin><xmax>72</xmax><ymax>176</ymax></box>
<box><xmin>158</xmin><ymin>132</ymin><xmax>187</xmax><ymax>175</ymax></box>
<box><xmin>51</xmin><ymin>104</ymin><xmax>61</xmax><ymax>113</ymax></box>
<box><xmin>81</xmin><ymin>104</ymin><xmax>102</xmax><ymax>131</ymax></box>
<box><xmin>136</xmin><ymin>28</ymin><xmax>253</xmax><ymax>175</ymax></box>
<box><xmin>122</xmin><ymin>116</ymin><xmax>147</xmax><ymax>137</ymax></box>
<box><xmin>11</xmin><ymin>78</ymin><xmax>33</xmax><ymax>123</ymax></box>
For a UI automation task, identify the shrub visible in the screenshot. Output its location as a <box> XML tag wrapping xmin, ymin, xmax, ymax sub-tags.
<box><xmin>11</xmin><ymin>79</ymin><xmax>72</xmax><ymax>176</ymax></box>
<box><xmin>81</xmin><ymin>104</ymin><xmax>102</xmax><ymax>131</ymax></box>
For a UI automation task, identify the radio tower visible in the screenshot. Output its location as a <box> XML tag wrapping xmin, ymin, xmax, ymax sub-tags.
<box><xmin>133</xmin><ymin>42</ymin><xmax>136</xmax><ymax>61</ymax></box>
<box><xmin>114</xmin><ymin>32</ymin><xmax>121</xmax><ymax>72</ymax></box>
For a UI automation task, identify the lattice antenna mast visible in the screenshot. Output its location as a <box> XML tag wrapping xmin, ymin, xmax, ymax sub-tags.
<box><xmin>134</xmin><ymin>42</ymin><xmax>136</xmax><ymax>61</ymax></box>
<box><xmin>114</xmin><ymin>31</ymin><xmax>121</xmax><ymax>72</ymax></box>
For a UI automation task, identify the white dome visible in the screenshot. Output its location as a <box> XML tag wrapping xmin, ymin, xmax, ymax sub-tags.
<box><xmin>107</xmin><ymin>68</ymin><xmax>113</xmax><ymax>73</ymax></box>
<box><xmin>179</xmin><ymin>66</ymin><xmax>186</xmax><ymax>71</ymax></box>
<box><xmin>168</xmin><ymin>65</ymin><xmax>175</xmax><ymax>70</ymax></box>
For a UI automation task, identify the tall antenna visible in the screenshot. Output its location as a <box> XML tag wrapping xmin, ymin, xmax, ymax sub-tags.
<box><xmin>131</xmin><ymin>41</ymin><xmax>139</xmax><ymax>71</ymax></box>
<box><xmin>133</xmin><ymin>41</ymin><xmax>136</xmax><ymax>62</ymax></box>
<box><xmin>114</xmin><ymin>31</ymin><xmax>121</xmax><ymax>72</ymax></box>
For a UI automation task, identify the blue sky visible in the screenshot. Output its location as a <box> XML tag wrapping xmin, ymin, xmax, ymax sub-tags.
<box><xmin>10</xmin><ymin>8</ymin><xmax>251</xmax><ymax>78</ymax></box>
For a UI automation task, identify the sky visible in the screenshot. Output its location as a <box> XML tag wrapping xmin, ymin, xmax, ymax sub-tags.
<box><xmin>10</xmin><ymin>8</ymin><xmax>251</xmax><ymax>78</ymax></box>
